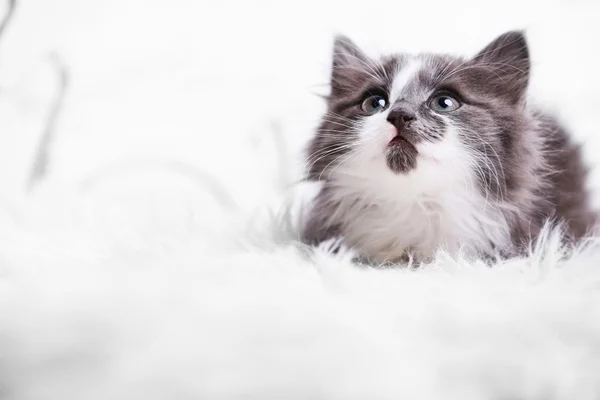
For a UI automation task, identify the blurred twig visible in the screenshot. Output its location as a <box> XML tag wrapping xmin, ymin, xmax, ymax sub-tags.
<box><xmin>0</xmin><ymin>0</ymin><xmax>16</xmax><ymax>42</ymax></box>
<box><xmin>26</xmin><ymin>53</ymin><xmax>70</xmax><ymax>192</ymax></box>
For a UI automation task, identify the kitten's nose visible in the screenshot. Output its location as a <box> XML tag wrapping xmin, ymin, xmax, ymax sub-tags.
<box><xmin>387</xmin><ymin>109</ymin><xmax>415</xmax><ymax>131</ymax></box>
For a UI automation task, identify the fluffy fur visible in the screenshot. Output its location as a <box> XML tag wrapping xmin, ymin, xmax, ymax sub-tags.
<box><xmin>302</xmin><ymin>31</ymin><xmax>597</xmax><ymax>263</ymax></box>
<box><xmin>1</xmin><ymin>195</ymin><xmax>600</xmax><ymax>400</ymax></box>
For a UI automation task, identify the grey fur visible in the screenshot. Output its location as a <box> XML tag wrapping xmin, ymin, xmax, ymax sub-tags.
<box><xmin>301</xmin><ymin>31</ymin><xmax>597</xmax><ymax>262</ymax></box>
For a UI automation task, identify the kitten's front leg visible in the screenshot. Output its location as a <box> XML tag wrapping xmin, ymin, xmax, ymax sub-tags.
<box><xmin>300</xmin><ymin>189</ymin><xmax>352</xmax><ymax>256</ymax></box>
<box><xmin>301</xmin><ymin>209</ymin><xmax>344</xmax><ymax>251</ymax></box>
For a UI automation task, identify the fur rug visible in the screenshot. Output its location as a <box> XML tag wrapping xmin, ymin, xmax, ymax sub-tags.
<box><xmin>0</xmin><ymin>190</ymin><xmax>599</xmax><ymax>400</ymax></box>
<box><xmin>1</xmin><ymin>0</ymin><xmax>600</xmax><ymax>399</ymax></box>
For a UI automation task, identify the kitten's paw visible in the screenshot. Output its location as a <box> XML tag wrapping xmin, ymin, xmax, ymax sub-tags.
<box><xmin>318</xmin><ymin>237</ymin><xmax>344</xmax><ymax>253</ymax></box>
<box><xmin>317</xmin><ymin>237</ymin><xmax>357</xmax><ymax>259</ymax></box>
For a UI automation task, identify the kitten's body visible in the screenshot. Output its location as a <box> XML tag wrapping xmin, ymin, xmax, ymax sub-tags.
<box><xmin>301</xmin><ymin>32</ymin><xmax>597</xmax><ymax>263</ymax></box>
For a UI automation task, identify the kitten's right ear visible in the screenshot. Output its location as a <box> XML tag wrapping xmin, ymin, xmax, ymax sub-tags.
<box><xmin>330</xmin><ymin>35</ymin><xmax>371</xmax><ymax>97</ymax></box>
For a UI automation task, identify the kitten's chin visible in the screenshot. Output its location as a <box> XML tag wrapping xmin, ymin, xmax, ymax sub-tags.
<box><xmin>385</xmin><ymin>137</ymin><xmax>418</xmax><ymax>173</ymax></box>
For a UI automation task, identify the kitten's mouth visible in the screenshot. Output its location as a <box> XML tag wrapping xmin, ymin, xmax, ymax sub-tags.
<box><xmin>388</xmin><ymin>134</ymin><xmax>417</xmax><ymax>152</ymax></box>
<box><xmin>386</xmin><ymin>134</ymin><xmax>419</xmax><ymax>174</ymax></box>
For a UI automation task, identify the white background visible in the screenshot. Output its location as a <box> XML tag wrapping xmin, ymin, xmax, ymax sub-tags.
<box><xmin>0</xmin><ymin>0</ymin><xmax>599</xmax><ymax>225</ymax></box>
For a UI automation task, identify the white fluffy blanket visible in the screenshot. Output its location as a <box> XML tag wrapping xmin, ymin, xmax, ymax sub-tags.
<box><xmin>1</xmin><ymin>0</ymin><xmax>600</xmax><ymax>399</ymax></box>
<box><xmin>2</xmin><ymin>194</ymin><xmax>600</xmax><ymax>400</ymax></box>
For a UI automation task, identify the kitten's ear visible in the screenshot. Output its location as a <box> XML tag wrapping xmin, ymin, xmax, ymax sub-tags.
<box><xmin>330</xmin><ymin>35</ymin><xmax>372</xmax><ymax>97</ymax></box>
<box><xmin>472</xmin><ymin>31</ymin><xmax>530</xmax><ymax>103</ymax></box>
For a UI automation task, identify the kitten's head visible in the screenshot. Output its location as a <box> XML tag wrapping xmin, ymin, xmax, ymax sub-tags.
<box><xmin>306</xmin><ymin>31</ymin><xmax>532</xmax><ymax>198</ymax></box>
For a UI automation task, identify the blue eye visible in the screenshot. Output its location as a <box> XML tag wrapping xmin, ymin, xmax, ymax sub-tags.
<box><xmin>429</xmin><ymin>94</ymin><xmax>461</xmax><ymax>112</ymax></box>
<box><xmin>361</xmin><ymin>95</ymin><xmax>387</xmax><ymax>114</ymax></box>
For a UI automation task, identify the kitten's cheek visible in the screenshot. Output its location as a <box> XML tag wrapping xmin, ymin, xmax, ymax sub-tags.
<box><xmin>416</xmin><ymin>142</ymin><xmax>438</xmax><ymax>162</ymax></box>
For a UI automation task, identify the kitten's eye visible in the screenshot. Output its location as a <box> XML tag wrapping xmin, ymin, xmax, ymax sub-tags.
<box><xmin>429</xmin><ymin>94</ymin><xmax>461</xmax><ymax>112</ymax></box>
<box><xmin>361</xmin><ymin>95</ymin><xmax>387</xmax><ymax>114</ymax></box>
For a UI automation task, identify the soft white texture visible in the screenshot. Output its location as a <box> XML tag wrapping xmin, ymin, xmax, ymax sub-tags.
<box><xmin>0</xmin><ymin>0</ymin><xmax>600</xmax><ymax>399</ymax></box>
<box><xmin>2</xmin><ymin>201</ymin><xmax>600</xmax><ymax>400</ymax></box>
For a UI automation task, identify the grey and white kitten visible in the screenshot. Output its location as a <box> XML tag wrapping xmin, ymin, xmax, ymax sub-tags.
<box><xmin>301</xmin><ymin>30</ymin><xmax>597</xmax><ymax>263</ymax></box>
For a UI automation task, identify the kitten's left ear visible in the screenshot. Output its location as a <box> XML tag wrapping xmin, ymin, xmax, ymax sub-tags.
<box><xmin>472</xmin><ymin>31</ymin><xmax>530</xmax><ymax>103</ymax></box>
<box><xmin>330</xmin><ymin>35</ymin><xmax>372</xmax><ymax>97</ymax></box>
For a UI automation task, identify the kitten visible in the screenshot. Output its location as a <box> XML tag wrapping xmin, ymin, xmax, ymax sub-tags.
<box><xmin>301</xmin><ymin>30</ymin><xmax>597</xmax><ymax>263</ymax></box>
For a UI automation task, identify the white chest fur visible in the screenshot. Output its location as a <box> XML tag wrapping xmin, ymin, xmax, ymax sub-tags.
<box><xmin>325</xmin><ymin>128</ymin><xmax>512</xmax><ymax>262</ymax></box>
<box><xmin>327</xmin><ymin>173</ymin><xmax>511</xmax><ymax>262</ymax></box>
